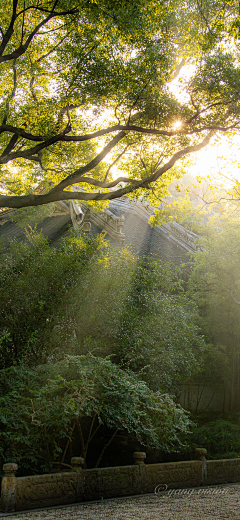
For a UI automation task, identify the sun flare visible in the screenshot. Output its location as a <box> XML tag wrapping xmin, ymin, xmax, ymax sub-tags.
<box><xmin>172</xmin><ymin>120</ymin><xmax>182</xmax><ymax>130</ymax></box>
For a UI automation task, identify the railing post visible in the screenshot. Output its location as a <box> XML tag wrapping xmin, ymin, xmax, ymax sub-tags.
<box><xmin>133</xmin><ymin>452</ymin><xmax>146</xmax><ymax>465</ymax></box>
<box><xmin>195</xmin><ymin>448</ymin><xmax>207</xmax><ymax>485</ymax></box>
<box><xmin>133</xmin><ymin>452</ymin><xmax>146</xmax><ymax>493</ymax></box>
<box><xmin>0</xmin><ymin>463</ymin><xmax>18</xmax><ymax>513</ymax></box>
<box><xmin>71</xmin><ymin>457</ymin><xmax>84</xmax><ymax>502</ymax></box>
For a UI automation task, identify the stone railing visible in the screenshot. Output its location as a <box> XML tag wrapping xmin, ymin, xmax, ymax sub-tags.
<box><xmin>2</xmin><ymin>449</ymin><xmax>240</xmax><ymax>513</ymax></box>
<box><xmin>70</xmin><ymin>202</ymin><xmax>91</xmax><ymax>233</ymax></box>
<box><xmin>167</xmin><ymin>222</ymin><xmax>197</xmax><ymax>251</ymax></box>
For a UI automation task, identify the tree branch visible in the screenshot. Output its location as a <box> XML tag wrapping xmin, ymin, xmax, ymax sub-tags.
<box><xmin>149</xmin><ymin>132</ymin><xmax>213</xmax><ymax>183</ymax></box>
<box><xmin>95</xmin><ymin>428</ymin><xmax>119</xmax><ymax>468</ymax></box>
<box><xmin>170</xmin><ymin>58</ymin><xmax>187</xmax><ymax>80</ymax></box>
<box><xmin>0</xmin><ymin>0</ymin><xmax>19</xmax><ymax>57</ymax></box>
<box><xmin>0</xmin><ymin>132</ymin><xmax>213</xmax><ymax>209</ymax></box>
<box><xmin>103</xmin><ymin>142</ymin><xmax>133</xmax><ymax>182</ymax></box>
<box><xmin>2</xmin><ymin>61</ymin><xmax>17</xmax><ymax>125</ymax></box>
<box><xmin>0</xmin><ymin>6</ymin><xmax>78</xmax><ymax>63</ymax></box>
<box><xmin>76</xmin><ymin>418</ymin><xmax>86</xmax><ymax>464</ymax></box>
<box><xmin>20</xmin><ymin>1</ymin><xmax>26</xmax><ymax>45</ymax></box>
<box><xmin>36</xmin><ymin>33</ymin><xmax>68</xmax><ymax>63</ymax></box>
<box><xmin>0</xmin><ymin>124</ymin><xmax>53</xmax><ymax>141</ymax></box>
<box><xmin>1</xmin><ymin>133</ymin><xmax>19</xmax><ymax>157</ymax></box>
<box><xmin>0</xmin><ymin>123</ymin><xmax>72</xmax><ymax>163</ymax></box>
<box><xmin>51</xmin><ymin>130</ymin><xmax>126</xmax><ymax>191</ymax></box>
<box><xmin>196</xmin><ymin>0</ymin><xmax>214</xmax><ymax>35</ymax></box>
<box><xmin>0</xmin><ymin>120</ymin><xmax>237</xmax><ymax>164</ymax></box>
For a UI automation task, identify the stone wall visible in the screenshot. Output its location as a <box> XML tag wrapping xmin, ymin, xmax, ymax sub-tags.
<box><xmin>207</xmin><ymin>459</ymin><xmax>240</xmax><ymax>485</ymax></box>
<box><xmin>15</xmin><ymin>472</ymin><xmax>79</xmax><ymax>511</ymax></box>
<box><xmin>83</xmin><ymin>465</ymin><xmax>142</xmax><ymax>501</ymax></box>
<box><xmin>144</xmin><ymin>460</ymin><xmax>203</xmax><ymax>493</ymax></box>
<box><xmin>1</xmin><ymin>451</ymin><xmax>240</xmax><ymax>513</ymax></box>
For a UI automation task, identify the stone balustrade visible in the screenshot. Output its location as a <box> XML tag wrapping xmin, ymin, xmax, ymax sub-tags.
<box><xmin>2</xmin><ymin>449</ymin><xmax>240</xmax><ymax>513</ymax></box>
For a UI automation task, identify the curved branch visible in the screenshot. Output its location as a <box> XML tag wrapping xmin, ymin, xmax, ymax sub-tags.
<box><xmin>103</xmin><ymin>142</ymin><xmax>133</xmax><ymax>182</ymax></box>
<box><xmin>2</xmin><ymin>61</ymin><xmax>17</xmax><ymax>125</ymax></box>
<box><xmin>36</xmin><ymin>33</ymin><xmax>68</xmax><ymax>63</ymax></box>
<box><xmin>149</xmin><ymin>132</ymin><xmax>213</xmax><ymax>182</ymax></box>
<box><xmin>51</xmin><ymin>130</ymin><xmax>126</xmax><ymax>192</ymax></box>
<box><xmin>0</xmin><ymin>124</ymin><xmax>71</xmax><ymax>163</ymax></box>
<box><xmin>0</xmin><ymin>6</ymin><xmax>78</xmax><ymax>63</ymax></box>
<box><xmin>0</xmin><ymin>120</ymin><xmax>237</xmax><ymax>165</ymax></box>
<box><xmin>0</xmin><ymin>132</ymin><xmax>212</xmax><ymax>209</ymax></box>
<box><xmin>1</xmin><ymin>133</ymin><xmax>19</xmax><ymax>157</ymax></box>
<box><xmin>0</xmin><ymin>0</ymin><xmax>19</xmax><ymax>57</ymax></box>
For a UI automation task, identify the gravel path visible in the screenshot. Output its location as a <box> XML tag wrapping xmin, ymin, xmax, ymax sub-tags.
<box><xmin>2</xmin><ymin>484</ymin><xmax>240</xmax><ymax>520</ymax></box>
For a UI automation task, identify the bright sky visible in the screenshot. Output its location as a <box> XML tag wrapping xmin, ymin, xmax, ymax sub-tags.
<box><xmin>169</xmin><ymin>64</ymin><xmax>240</xmax><ymax>189</ymax></box>
<box><xmin>188</xmin><ymin>134</ymin><xmax>240</xmax><ymax>186</ymax></box>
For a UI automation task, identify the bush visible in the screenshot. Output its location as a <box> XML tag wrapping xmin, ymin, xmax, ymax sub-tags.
<box><xmin>0</xmin><ymin>230</ymin><xmax>105</xmax><ymax>368</ymax></box>
<box><xmin>0</xmin><ymin>354</ymin><xmax>191</xmax><ymax>473</ymax></box>
<box><xmin>184</xmin><ymin>419</ymin><xmax>240</xmax><ymax>459</ymax></box>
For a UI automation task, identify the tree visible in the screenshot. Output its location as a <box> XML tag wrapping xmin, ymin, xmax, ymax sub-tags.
<box><xmin>187</xmin><ymin>205</ymin><xmax>240</xmax><ymax>408</ymax></box>
<box><xmin>0</xmin><ymin>228</ymin><xmax>105</xmax><ymax>368</ymax></box>
<box><xmin>113</xmin><ymin>258</ymin><xmax>206</xmax><ymax>393</ymax></box>
<box><xmin>1</xmin><ymin>0</ymin><xmax>240</xmax><ymax>210</ymax></box>
<box><xmin>50</xmin><ymin>251</ymin><xmax>206</xmax><ymax>394</ymax></box>
<box><xmin>0</xmin><ymin>354</ymin><xmax>191</xmax><ymax>472</ymax></box>
<box><xmin>0</xmin><ymin>229</ymin><xmax>205</xmax><ymax>394</ymax></box>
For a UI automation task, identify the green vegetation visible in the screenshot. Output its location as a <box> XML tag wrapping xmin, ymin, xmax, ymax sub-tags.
<box><xmin>2</xmin><ymin>197</ymin><xmax>240</xmax><ymax>468</ymax></box>
<box><xmin>151</xmin><ymin>190</ymin><xmax>240</xmax><ymax>408</ymax></box>
<box><xmin>181</xmin><ymin>419</ymin><xmax>240</xmax><ymax>460</ymax></box>
<box><xmin>186</xmin><ymin>201</ymin><xmax>240</xmax><ymax>409</ymax></box>
<box><xmin>1</xmin><ymin>230</ymin><xmax>206</xmax><ymax>471</ymax></box>
<box><xmin>0</xmin><ymin>354</ymin><xmax>191</xmax><ymax>473</ymax></box>
<box><xmin>1</xmin><ymin>1</ymin><xmax>240</xmax><ymax>209</ymax></box>
<box><xmin>0</xmin><ymin>229</ymin><xmax>105</xmax><ymax>367</ymax></box>
<box><xmin>3</xmin><ymin>192</ymin><xmax>240</xmax><ymax>469</ymax></box>
<box><xmin>2</xmin><ymin>0</ymin><xmax>240</xmax><ymax>473</ymax></box>
<box><xmin>157</xmin><ymin>195</ymin><xmax>240</xmax><ymax>460</ymax></box>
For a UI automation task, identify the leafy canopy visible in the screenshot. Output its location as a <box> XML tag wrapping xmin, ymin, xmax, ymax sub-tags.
<box><xmin>1</xmin><ymin>0</ymin><xmax>240</xmax><ymax>209</ymax></box>
<box><xmin>0</xmin><ymin>230</ymin><xmax>205</xmax><ymax>396</ymax></box>
<box><xmin>0</xmin><ymin>229</ymin><xmax>105</xmax><ymax>368</ymax></box>
<box><xmin>0</xmin><ymin>354</ymin><xmax>191</xmax><ymax>472</ymax></box>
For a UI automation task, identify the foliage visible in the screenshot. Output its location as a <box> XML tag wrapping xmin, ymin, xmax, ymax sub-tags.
<box><xmin>0</xmin><ymin>354</ymin><xmax>191</xmax><ymax>472</ymax></box>
<box><xmin>184</xmin><ymin>419</ymin><xmax>240</xmax><ymax>460</ymax></box>
<box><xmin>0</xmin><ymin>226</ymin><xmax>206</xmax><ymax>392</ymax></box>
<box><xmin>156</xmin><ymin>195</ymin><xmax>240</xmax><ymax>407</ymax></box>
<box><xmin>49</xmin><ymin>250</ymin><xmax>206</xmax><ymax>394</ymax></box>
<box><xmin>0</xmin><ymin>223</ymin><xmax>207</xmax><ymax>470</ymax></box>
<box><xmin>185</xmin><ymin>202</ymin><xmax>240</xmax><ymax>404</ymax></box>
<box><xmin>112</xmin><ymin>258</ymin><xmax>206</xmax><ymax>393</ymax></box>
<box><xmin>0</xmin><ymin>1</ymin><xmax>240</xmax><ymax>209</ymax></box>
<box><xmin>0</xmin><ymin>229</ymin><xmax>106</xmax><ymax>368</ymax></box>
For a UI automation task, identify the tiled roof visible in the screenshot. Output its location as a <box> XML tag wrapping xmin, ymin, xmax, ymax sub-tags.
<box><xmin>0</xmin><ymin>198</ymin><xmax>197</xmax><ymax>265</ymax></box>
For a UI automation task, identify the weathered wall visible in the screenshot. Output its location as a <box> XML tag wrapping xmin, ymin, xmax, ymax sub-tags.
<box><xmin>2</xmin><ymin>451</ymin><xmax>240</xmax><ymax>513</ymax></box>
<box><xmin>144</xmin><ymin>461</ymin><xmax>202</xmax><ymax>493</ymax></box>
<box><xmin>207</xmin><ymin>459</ymin><xmax>240</xmax><ymax>486</ymax></box>
<box><xmin>83</xmin><ymin>461</ymin><xmax>203</xmax><ymax>501</ymax></box>
<box><xmin>15</xmin><ymin>472</ymin><xmax>80</xmax><ymax>511</ymax></box>
<box><xmin>83</xmin><ymin>465</ymin><xmax>142</xmax><ymax>501</ymax></box>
